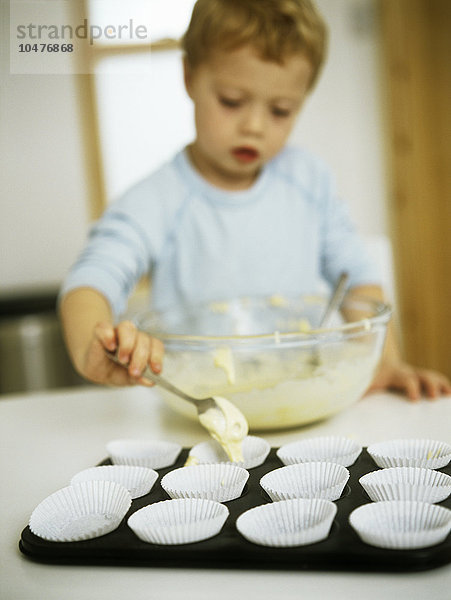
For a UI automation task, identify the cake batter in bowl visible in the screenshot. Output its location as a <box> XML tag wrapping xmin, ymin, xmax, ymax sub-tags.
<box><xmin>137</xmin><ymin>294</ymin><xmax>391</xmax><ymax>430</ymax></box>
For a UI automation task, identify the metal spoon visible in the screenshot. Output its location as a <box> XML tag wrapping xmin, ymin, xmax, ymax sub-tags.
<box><xmin>310</xmin><ymin>271</ymin><xmax>349</xmax><ymax>366</ymax></box>
<box><xmin>318</xmin><ymin>272</ymin><xmax>350</xmax><ymax>329</ymax></box>
<box><xmin>105</xmin><ymin>350</ymin><xmax>222</xmax><ymax>415</ymax></box>
<box><xmin>105</xmin><ymin>348</ymin><xmax>249</xmax><ymax>460</ymax></box>
<box><xmin>105</xmin><ymin>348</ymin><xmax>220</xmax><ymax>417</ymax></box>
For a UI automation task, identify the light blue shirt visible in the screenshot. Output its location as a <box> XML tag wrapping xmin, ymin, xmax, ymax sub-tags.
<box><xmin>61</xmin><ymin>146</ymin><xmax>381</xmax><ymax>318</ymax></box>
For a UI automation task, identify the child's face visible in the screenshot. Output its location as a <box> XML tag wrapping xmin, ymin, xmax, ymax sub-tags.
<box><xmin>184</xmin><ymin>45</ymin><xmax>312</xmax><ymax>190</ymax></box>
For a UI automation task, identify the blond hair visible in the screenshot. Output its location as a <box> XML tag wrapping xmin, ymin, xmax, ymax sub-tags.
<box><xmin>182</xmin><ymin>0</ymin><xmax>328</xmax><ymax>90</ymax></box>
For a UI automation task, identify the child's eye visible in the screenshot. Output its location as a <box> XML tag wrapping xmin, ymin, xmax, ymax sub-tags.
<box><xmin>272</xmin><ymin>107</ymin><xmax>291</xmax><ymax>118</ymax></box>
<box><xmin>219</xmin><ymin>96</ymin><xmax>242</xmax><ymax>108</ymax></box>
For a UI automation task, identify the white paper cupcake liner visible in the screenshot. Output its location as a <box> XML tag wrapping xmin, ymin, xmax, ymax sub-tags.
<box><xmin>360</xmin><ymin>467</ymin><xmax>451</xmax><ymax>504</ymax></box>
<box><xmin>188</xmin><ymin>436</ymin><xmax>270</xmax><ymax>469</ymax></box>
<box><xmin>127</xmin><ymin>498</ymin><xmax>229</xmax><ymax>545</ymax></box>
<box><xmin>260</xmin><ymin>462</ymin><xmax>350</xmax><ymax>502</ymax></box>
<box><xmin>236</xmin><ymin>498</ymin><xmax>337</xmax><ymax>547</ymax></box>
<box><xmin>161</xmin><ymin>463</ymin><xmax>249</xmax><ymax>503</ymax></box>
<box><xmin>71</xmin><ymin>465</ymin><xmax>159</xmax><ymax>500</ymax></box>
<box><xmin>106</xmin><ymin>439</ymin><xmax>182</xmax><ymax>469</ymax></box>
<box><xmin>277</xmin><ymin>436</ymin><xmax>362</xmax><ymax>467</ymax></box>
<box><xmin>367</xmin><ymin>439</ymin><xmax>451</xmax><ymax>469</ymax></box>
<box><xmin>349</xmin><ymin>501</ymin><xmax>451</xmax><ymax>549</ymax></box>
<box><xmin>29</xmin><ymin>480</ymin><xmax>132</xmax><ymax>542</ymax></box>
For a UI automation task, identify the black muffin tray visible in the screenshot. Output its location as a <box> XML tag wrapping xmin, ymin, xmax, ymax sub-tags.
<box><xmin>19</xmin><ymin>448</ymin><xmax>451</xmax><ymax>572</ymax></box>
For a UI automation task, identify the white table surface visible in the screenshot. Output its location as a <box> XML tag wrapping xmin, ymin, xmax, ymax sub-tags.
<box><xmin>1</xmin><ymin>385</ymin><xmax>450</xmax><ymax>600</ymax></box>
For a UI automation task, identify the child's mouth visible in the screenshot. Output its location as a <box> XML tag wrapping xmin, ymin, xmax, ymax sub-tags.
<box><xmin>232</xmin><ymin>147</ymin><xmax>260</xmax><ymax>163</ymax></box>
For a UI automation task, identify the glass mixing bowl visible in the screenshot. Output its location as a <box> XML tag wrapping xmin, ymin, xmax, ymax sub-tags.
<box><xmin>137</xmin><ymin>294</ymin><xmax>391</xmax><ymax>430</ymax></box>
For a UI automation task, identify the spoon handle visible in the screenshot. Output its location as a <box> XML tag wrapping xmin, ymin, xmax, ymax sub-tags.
<box><xmin>141</xmin><ymin>366</ymin><xmax>198</xmax><ymax>404</ymax></box>
<box><xmin>105</xmin><ymin>349</ymin><xmax>197</xmax><ymax>405</ymax></box>
<box><xmin>318</xmin><ymin>271</ymin><xmax>349</xmax><ymax>328</ymax></box>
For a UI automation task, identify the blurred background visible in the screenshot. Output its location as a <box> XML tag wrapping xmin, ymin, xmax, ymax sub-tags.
<box><xmin>1</xmin><ymin>0</ymin><xmax>450</xmax><ymax>394</ymax></box>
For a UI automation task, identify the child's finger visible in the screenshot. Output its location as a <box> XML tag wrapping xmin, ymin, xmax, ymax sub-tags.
<box><xmin>418</xmin><ymin>369</ymin><xmax>451</xmax><ymax>399</ymax></box>
<box><xmin>128</xmin><ymin>333</ymin><xmax>151</xmax><ymax>378</ymax></box>
<box><xmin>403</xmin><ymin>375</ymin><xmax>421</xmax><ymax>402</ymax></box>
<box><xmin>148</xmin><ymin>337</ymin><xmax>164</xmax><ymax>373</ymax></box>
<box><xmin>421</xmin><ymin>376</ymin><xmax>440</xmax><ymax>399</ymax></box>
<box><xmin>136</xmin><ymin>375</ymin><xmax>155</xmax><ymax>387</ymax></box>
<box><xmin>116</xmin><ymin>320</ymin><xmax>138</xmax><ymax>364</ymax></box>
<box><xmin>434</xmin><ymin>372</ymin><xmax>450</xmax><ymax>391</ymax></box>
<box><xmin>94</xmin><ymin>321</ymin><xmax>117</xmax><ymax>351</ymax></box>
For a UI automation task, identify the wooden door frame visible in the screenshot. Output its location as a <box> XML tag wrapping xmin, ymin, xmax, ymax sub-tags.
<box><xmin>380</xmin><ymin>0</ymin><xmax>451</xmax><ymax>376</ymax></box>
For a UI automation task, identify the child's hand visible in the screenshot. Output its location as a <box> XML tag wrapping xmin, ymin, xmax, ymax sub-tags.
<box><xmin>80</xmin><ymin>320</ymin><xmax>164</xmax><ymax>387</ymax></box>
<box><xmin>367</xmin><ymin>360</ymin><xmax>451</xmax><ymax>401</ymax></box>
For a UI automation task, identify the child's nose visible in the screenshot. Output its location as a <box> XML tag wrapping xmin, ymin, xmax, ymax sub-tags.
<box><xmin>240</xmin><ymin>105</ymin><xmax>266</xmax><ymax>136</ymax></box>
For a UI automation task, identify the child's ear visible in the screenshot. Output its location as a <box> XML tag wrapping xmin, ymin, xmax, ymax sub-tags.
<box><xmin>183</xmin><ymin>57</ymin><xmax>194</xmax><ymax>99</ymax></box>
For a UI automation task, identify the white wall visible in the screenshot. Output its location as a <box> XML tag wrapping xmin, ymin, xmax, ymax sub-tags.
<box><xmin>291</xmin><ymin>0</ymin><xmax>387</xmax><ymax>235</ymax></box>
<box><xmin>0</xmin><ymin>1</ymin><xmax>89</xmax><ymax>296</ymax></box>
<box><xmin>0</xmin><ymin>0</ymin><xmax>388</xmax><ymax>296</ymax></box>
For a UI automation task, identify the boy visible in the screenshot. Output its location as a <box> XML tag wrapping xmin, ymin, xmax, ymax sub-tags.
<box><xmin>60</xmin><ymin>0</ymin><xmax>450</xmax><ymax>400</ymax></box>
